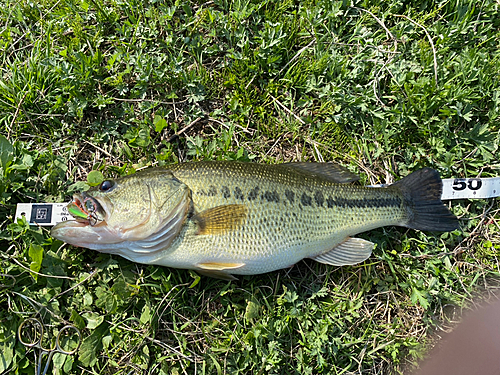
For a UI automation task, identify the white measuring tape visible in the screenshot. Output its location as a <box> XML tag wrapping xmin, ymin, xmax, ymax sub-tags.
<box><xmin>441</xmin><ymin>177</ymin><xmax>500</xmax><ymax>200</ymax></box>
<box><xmin>15</xmin><ymin>203</ymin><xmax>72</xmax><ymax>226</ymax></box>
<box><xmin>14</xmin><ymin>177</ymin><xmax>500</xmax><ymax>226</ymax></box>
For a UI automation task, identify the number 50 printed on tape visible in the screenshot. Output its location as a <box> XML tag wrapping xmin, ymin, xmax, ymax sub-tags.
<box><xmin>442</xmin><ymin>177</ymin><xmax>500</xmax><ymax>200</ymax></box>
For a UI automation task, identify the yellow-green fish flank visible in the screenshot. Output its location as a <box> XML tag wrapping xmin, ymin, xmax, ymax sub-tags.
<box><xmin>51</xmin><ymin>161</ymin><xmax>459</xmax><ymax>279</ymax></box>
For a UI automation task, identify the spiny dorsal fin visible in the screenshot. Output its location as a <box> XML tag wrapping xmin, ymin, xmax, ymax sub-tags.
<box><xmin>193</xmin><ymin>204</ymin><xmax>248</xmax><ymax>235</ymax></box>
<box><xmin>310</xmin><ymin>237</ymin><xmax>374</xmax><ymax>266</ymax></box>
<box><xmin>282</xmin><ymin>162</ymin><xmax>359</xmax><ymax>183</ymax></box>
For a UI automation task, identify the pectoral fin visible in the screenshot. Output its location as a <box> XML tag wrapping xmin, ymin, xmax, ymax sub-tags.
<box><xmin>193</xmin><ymin>204</ymin><xmax>248</xmax><ymax>235</ymax></box>
<box><xmin>311</xmin><ymin>237</ymin><xmax>374</xmax><ymax>266</ymax></box>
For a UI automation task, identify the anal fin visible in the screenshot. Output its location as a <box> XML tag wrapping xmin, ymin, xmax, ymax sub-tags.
<box><xmin>311</xmin><ymin>237</ymin><xmax>374</xmax><ymax>266</ymax></box>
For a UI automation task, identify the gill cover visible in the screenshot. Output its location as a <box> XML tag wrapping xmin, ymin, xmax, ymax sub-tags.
<box><xmin>51</xmin><ymin>168</ymin><xmax>191</xmax><ymax>257</ymax></box>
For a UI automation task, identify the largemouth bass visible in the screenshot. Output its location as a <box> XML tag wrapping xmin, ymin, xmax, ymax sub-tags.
<box><xmin>51</xmin><ymin>161</ymin><xmax>458</xmax><ymax>279</ymax></box>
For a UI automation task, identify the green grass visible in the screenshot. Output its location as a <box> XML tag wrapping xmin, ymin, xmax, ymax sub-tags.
<box><xmin>1</xmin><ymin>0</ymin><xmax>499</xmax><ymax>373</ymax></box>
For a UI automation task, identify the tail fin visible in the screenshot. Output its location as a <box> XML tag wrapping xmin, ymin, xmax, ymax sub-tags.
<box><xmin>393</xmin><ymin>168</ymin><xmax>459</xmax><ymax>232</ymax></box>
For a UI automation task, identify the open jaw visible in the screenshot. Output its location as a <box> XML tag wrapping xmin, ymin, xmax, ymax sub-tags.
<box><xmin>67</xmin><ymin>193</ymin><xmax>106</xmax><ymax>226</ymax></box>
<box><xmin>67</xmin><ymin>196</ymin><xmax>90</xmax><ymax>224</ymax></box>
<box><xmin>52</xmin><ymin>194</ymin><xmax>120</xmax><ymax>245</ymax></box>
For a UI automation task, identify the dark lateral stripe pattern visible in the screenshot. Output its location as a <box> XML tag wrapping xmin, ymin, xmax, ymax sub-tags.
<box><xmin>197</xmin><ymin>186</ymin><xmax>401</xmax><ymax>209</ymax></box>
<box><xmin>329</xmin><ymin>197</ymin><xmax>401</xmax><ymax>209</ymax></box>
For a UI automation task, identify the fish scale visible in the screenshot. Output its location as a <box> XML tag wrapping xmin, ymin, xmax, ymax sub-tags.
<box><xmin>159</xmin><ymin>162</ymin><xmax>406</xmax><ymax>274</ymax></box>
<box><xmin>51</xmin><ymin>161</ymin><xmax>459</xmax><ymax>279</ymax></box>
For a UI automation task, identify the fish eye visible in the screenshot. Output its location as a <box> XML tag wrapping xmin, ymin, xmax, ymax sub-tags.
<box><xmin>99</xmin><ymin>180</ymin><xmax>114</xmax><ymax>192</ymax></box>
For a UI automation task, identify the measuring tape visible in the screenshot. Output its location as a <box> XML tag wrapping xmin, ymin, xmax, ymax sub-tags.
<box><xmin>15</xmin><ymin>203</ymin><xmax>72</xmax><ymax>226</ymax></box>
<box><xmin>441</xmin><ymin>177</ymin><xmax>500</xmax><ymax>200</ymax></box>
<box><xmin>14</xmin><ymin>177</ymin><xmax>500</xmax><ymax>226</ymax></box>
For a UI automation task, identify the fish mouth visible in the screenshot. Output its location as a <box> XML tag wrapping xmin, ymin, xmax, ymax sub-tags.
<box><xmin>67</xmin><ymin>193</ymin><xmax>107</xmax><ymax>226</ymax></box>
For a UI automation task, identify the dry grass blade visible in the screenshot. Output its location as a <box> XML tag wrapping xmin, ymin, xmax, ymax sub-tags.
<box><xmin>393</xmin><ymin>14</ymin><xmax>439</xmax><ymax>86</ymax></box>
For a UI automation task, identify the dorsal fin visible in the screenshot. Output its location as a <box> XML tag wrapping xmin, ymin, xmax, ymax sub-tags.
<box><xmin>282</xmin><ymin>162</ymin><xmax>359</xmax><ymax>183</ymax></box>
<box><xmin>193</xmin><ymin>204</ymin><xmax>248</xmax><ymax>235</ymax></box>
